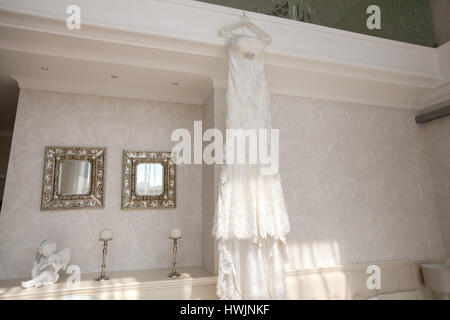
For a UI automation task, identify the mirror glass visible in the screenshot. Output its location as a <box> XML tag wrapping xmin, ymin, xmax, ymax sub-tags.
<box><xmin>57</xmin><ymin>160</ymin><xmax>92</xmax><ymax>196</ymax></box>
<box><xmin>135</xmin><ymin>163</ymin><xmax>164</xmax><ymax>196</ymax></box>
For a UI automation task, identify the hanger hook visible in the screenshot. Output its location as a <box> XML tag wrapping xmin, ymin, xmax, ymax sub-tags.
<box><xmin>242</xmin><ymin>0</ymin><xmax>246</xmax><ymax>17</ymax></box>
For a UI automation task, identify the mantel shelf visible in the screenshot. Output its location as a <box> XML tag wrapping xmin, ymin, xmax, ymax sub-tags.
<box><xmin>0</xmin><ymin>266</ymin><xmax>216</xmax><ymax>300</ymax></box>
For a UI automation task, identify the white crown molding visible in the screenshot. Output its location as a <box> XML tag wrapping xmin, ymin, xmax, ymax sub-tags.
<box><xmin>0</xmin><ymin>27</ymin><xmax>440</xmax><ymax>91</ymax></box>
<box><xmin>0</xmin><ymin>0</ymin><xmax>440</xmax><ymax>53</ymax></box>
<box><xmin>14</xmin><ymin>77</ymin><xmax>205</xmax><ymax>106</ymax></box>
<box><xmin>161</xmin><ymin>0</ymin><xmax>438</xmax><ymax>52</ymax></box>
<box><xmin>437</xmin><ymin>41</ymin><xmax>450</xmax><ymax>80</ymax></box>
<box><xmin>416</xmin><ymin>82</ymin><xmax>450</xmax><ymax>109</ymax></box>
<box><xmin>0</xmin><ymin>6</ymin><xmax>443</xmax><ymax>83</ymax></box>
<box><xmin>417</xmin><ymin>42</ymin><xmax>450</xmax><ymax>109</ymax></box>
<box><xmin>0</xmin><ymin>2</ymin><xmax>448</xmax><ymax>110</ymax></box>
<box><xmin>211</xmin><ymin>73</ymin><xmax>418</xmax><ymax>110</ymax></box>
<box><xmin>14</xmin><ymin>71</ymin><xmax>417</xmax><ymax>110</ymax></box>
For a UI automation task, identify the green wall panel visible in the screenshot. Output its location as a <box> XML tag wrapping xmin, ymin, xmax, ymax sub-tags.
<box><xmin>200</xmin><ymin>0</ymin><xmax>436</xmax><ymax>47</ymax></box>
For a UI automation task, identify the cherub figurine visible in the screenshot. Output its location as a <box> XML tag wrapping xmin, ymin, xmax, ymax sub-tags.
<box><xmin>21</xmin><ymin>240</ymin><xmax>71</xmax><ymax>289</ymax></box>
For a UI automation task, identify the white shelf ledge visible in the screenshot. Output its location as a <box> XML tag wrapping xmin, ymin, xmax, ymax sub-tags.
<box><xmin>0</xmin><ymin>266</ymin><xmax>216</xmax><ymax>300</ymax></box>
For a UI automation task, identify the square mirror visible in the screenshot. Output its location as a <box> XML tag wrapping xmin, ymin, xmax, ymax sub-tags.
<box><xmin>122</xmin><ymin>151</ymin><xmax>175</xmax><ymax>209</ymax></box>
<box><xmin>135</xmin><ymin>163</ymin><xmax>164</xmax><ymax>196</ymax></box>
<box><xmin>41</xmin><ymin>146</ymin><xmax>105</xmax><ymax>210</ymax></box>
<box><xmin>58</xmin><ymin>160</ymin><xmax>92</xmax><ymax>196</ymax></box>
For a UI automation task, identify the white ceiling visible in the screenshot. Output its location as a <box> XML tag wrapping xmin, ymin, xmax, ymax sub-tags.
<box><xmin>0</xmin><ymin>48</ymin><xmax>212</xmax><ymax>105</ymax></box>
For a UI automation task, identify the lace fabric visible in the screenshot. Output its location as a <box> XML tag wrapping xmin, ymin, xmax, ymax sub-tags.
<box><xmin>213</xmin><ymin>35</ymin><xmax>291</xmax><ymax>300</ymax></box>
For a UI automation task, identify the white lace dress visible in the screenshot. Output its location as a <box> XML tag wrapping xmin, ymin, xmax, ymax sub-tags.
<box><xmin>213</xmin><ymin>35</ymin><xmax>291</xmax><ymax>300</ymax></box>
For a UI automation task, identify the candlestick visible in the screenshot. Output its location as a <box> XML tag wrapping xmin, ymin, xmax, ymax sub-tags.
<box><xmin>168</xmin><ymin>236</ymin><xmax>181</xmax><ymax>278</ymax></box>
<box><xmin>95</xmin><ymin>230</ymin><xmax>112</xmax><ymax>281</ymax></box>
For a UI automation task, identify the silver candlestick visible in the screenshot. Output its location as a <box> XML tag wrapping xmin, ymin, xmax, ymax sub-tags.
<box><xmin>168</xmin><ymin>237</ymin><xmax>181</xmax><ymax>278</ymax></box>
<box><xmin>95</xmin><ymin>240</ymin><xmax>110</xmax><ymax>281</ymax></box>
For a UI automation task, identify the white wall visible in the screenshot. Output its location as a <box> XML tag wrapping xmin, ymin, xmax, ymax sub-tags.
<box><xmin>213</xmin><ymin>88</ymin><xmax>445</xmax><ymax>269</ymax></box>
<box><xmin>423</xmin><ymin>116</ymin><xmax>450</xmax><ymax>256</ymax></box>
<box><xmin>0</xmin><ymin>89</ymin><xmax>203</xmax><ymax>279</ymax></box>
<box><xmin>1</xmin><ymin>87</ymin><xmax>447</xmax><ymax>281</ymax></box>
<box><xmin>201</xmin><ymin>91</ymin><xmax>216</xmax><ymax>274</ymax></box>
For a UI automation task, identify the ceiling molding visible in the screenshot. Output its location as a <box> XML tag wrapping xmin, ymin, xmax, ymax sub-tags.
<box><xmin>211</xmin><ymin>76</ymin><xmax>416</xmax><ymax>110</ymax></box>
<box><xmin>416</xmin><ymin>82</ymin><xmax>450</xmax><ymax>110</ymax></box>
<box><xmin>0</xmin><ymin>28</ymin><xmax>440</xmax><ymax>91</ymax></box>
<box><xmin>14</xmin><ymin>77</ymin><xmax>206</xmax><ymax>106</ymax></box>
<box><xmin>0</xmin><ymin>4</ymin><xmax>448</xmax><ymax>110</ymax></box>
<box><xmin>0</xmin><ymin>1</ymin><xmax>440</xmax><ymax>52</ymax></box>
<box><xmin>0</xmin><ymin>7</ymin><xmax>443</xmax><ymax>84</ymax></box>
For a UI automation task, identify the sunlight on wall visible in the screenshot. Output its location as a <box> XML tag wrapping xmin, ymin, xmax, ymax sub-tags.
<box><xmin>286</xmin><ymin>241</ymin><xmax>350</xmax><ymax>299</ymax></box>
<box><xmin>286</xmin><ymin>270</ymin><xmax>349</xmax><ymax>300</ymax></box>
<box><xmin>288</xmin><ymin>240</ymin><xmax>342</xmax><ymax>269</ymax></box>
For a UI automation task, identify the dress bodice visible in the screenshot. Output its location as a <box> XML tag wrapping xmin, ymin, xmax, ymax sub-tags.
<box><xmin>227</xmin><ymin>35</ymin><xmax>266</xmax><ymax>61</ymax></box>
<box><xmin>226</xmin><ymin>35</ymin><xmax>270</xmax><ymax>130</ymax></box>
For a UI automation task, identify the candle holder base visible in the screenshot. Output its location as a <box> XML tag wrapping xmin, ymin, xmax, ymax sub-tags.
<box><xmin>95</xmin><ymin>239</ymin><xmax>111</xmax><ymax>281</ymax></box>
<box><xmin>95</xmin><ymin>275</ymin><xmax>110</xmax><ymax>281</ymax></box>
<box><xmin>168</xmin><ymin>271</ymin><xmax>181</xmax><ymax>278</ymax></box>
<box><xmin>168</xmin><ymin>237</ymin><xmax>181</xmax><ymax>279</ymax></box>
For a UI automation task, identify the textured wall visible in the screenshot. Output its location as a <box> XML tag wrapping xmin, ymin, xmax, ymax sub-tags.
<box><xmin>430</xmin><ymin>0</ymin><xmax>450</xmax><ymax>46</ymax></box>
<box><xmin>201</xmin><ymin>91</ymin><xmax>216</xmax><ymax>274</ymax></box>
<box><xmin>423</xmin><ymin>116</ymin><xmax>450</xmax><ymax>256</ymax></box>
<box><xmin>1</xmin><ymin>88</ymin><xmax>447</xmax><ymax>280</ymax></box>
<box><xmin>0</xmin><ymin>89</ymin><xmax>203</xmax><ymax>279</ymax></box>
<box><xmin>214</xmin><ymin>88</ymin><xmax>445</xmax><ymax>269</ymax></box>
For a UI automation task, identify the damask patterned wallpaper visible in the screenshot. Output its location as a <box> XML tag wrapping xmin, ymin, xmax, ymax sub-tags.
<box><xmin>0</xmin><ymin>88</ymin><xmax>446</xmax><ymax>279</ymax></box>
<box><xmin>213</xmin><ymin>88</ymin><xmax>445</xmax><ymax>270</ymax></box>
<box><xmin>0</xmin><ymin>90</ymin><xmax>203</xmax><ymax>279</ymax></box>
<box><xmin>200</xmin><ymin>0</ymin><xmax>437</xmax><ymax>47</ymax></box>
<box><xmin>423</xmin><ymin>116</ymin><xmax>450</xmax><ymax>257</ymax></box>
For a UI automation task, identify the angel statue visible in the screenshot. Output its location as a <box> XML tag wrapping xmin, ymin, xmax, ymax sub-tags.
<box><xmin>21</xmin><ymin>240</ymin><xmax>71</xmax><ymax>289</ymax></box>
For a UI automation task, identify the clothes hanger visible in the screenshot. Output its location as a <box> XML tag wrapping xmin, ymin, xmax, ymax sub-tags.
<box><xmin>218</xmin><ymin>2</ymin><xmax>272</xmax><ymax>44</ymax></box>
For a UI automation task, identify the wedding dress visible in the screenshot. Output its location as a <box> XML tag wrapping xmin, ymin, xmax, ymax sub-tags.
<box><xmin>213</xmin><ymin>35</ymin><xmax>291</xmax><ymax>300</ymax></box>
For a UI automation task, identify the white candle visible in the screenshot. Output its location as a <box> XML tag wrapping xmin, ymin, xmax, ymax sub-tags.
<box><xmin>99</xmin><ymin>228</ymin><xmax>113</xmax><ymax>241</ymax></box>
<box><xmin>169</xmin><ymin>228</ymin><xmax>182</xmax><ymax>239</ymax></box>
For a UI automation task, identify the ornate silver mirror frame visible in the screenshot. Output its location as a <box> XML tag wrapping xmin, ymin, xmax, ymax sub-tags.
<box><xmin>41</xmin><ymin>146</ymin><xmax>105</xmax><ymax>210</ymax></box>
<box><xmin>122</xmin><ymin>151</ymin><xmax>176</xmax><ymax>209</ymax></box>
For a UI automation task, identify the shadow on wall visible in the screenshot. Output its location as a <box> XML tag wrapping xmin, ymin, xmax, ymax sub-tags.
<box><xmin>0</xmin><ymin>73</ymin><xmax>19</xmax><ymax>211</ymax></box>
